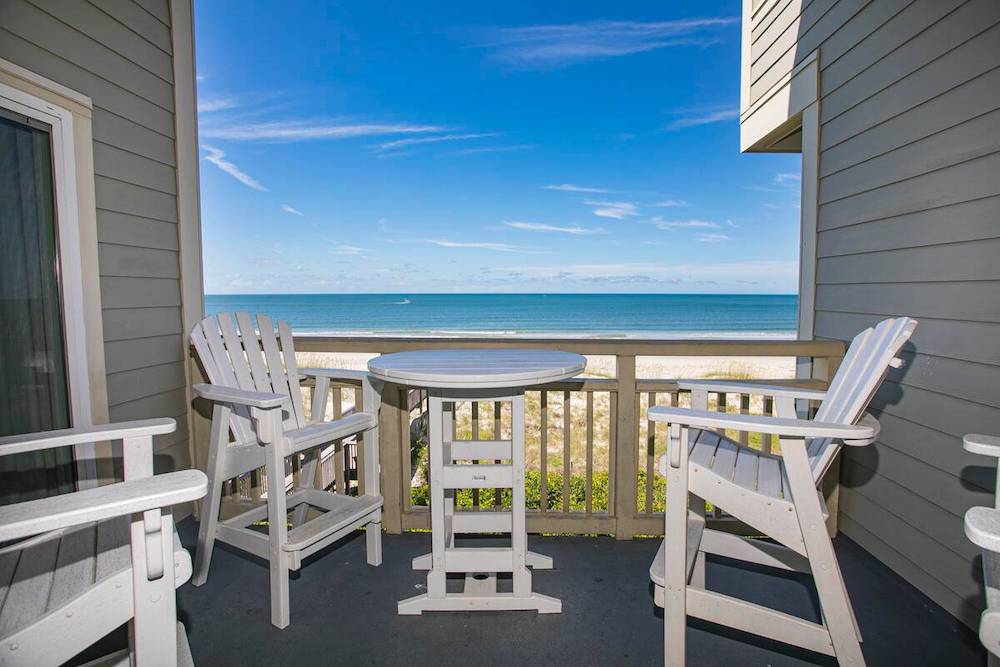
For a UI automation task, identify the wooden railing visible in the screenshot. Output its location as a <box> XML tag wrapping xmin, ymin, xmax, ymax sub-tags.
<box><xmin>191</xmin><ymin>337</ymin><xmax>844</xmax><ymax>538</ymax></box>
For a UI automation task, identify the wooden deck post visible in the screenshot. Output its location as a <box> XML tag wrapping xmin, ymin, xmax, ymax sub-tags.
<box><xmin>613</xmin><ymin>355</ymin><xmax>638</xmax><ymax>540</ymax></box>
<box><xmin>378</xmin><ymin>382</ymin><xmax>406</xmax><ymax>534</ymax></box>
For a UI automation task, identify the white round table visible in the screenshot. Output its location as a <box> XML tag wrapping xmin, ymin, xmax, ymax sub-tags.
<box><xmin>369</xmin><ymin>349</ymin><xmax>586</xmax><ymax>615</ymax></box>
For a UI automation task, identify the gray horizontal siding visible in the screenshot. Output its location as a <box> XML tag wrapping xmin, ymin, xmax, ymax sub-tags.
<box><xmin>97</xmin><ymin>211</ymin><xmax>180</xmax><ymax>251</ymax></box>
<box><xmin>780</xmin><ymin>0</ymin><xmax>1000</xmax><ymax>627</ymax></box>
<box><xmin>87</xmin><ymin>0</ymin><xmax>172</xmax><ymax>53</ymax></box>
<box><xmin>816</xmin><ymin>196</ymin><xmax>1000</xmax><ymax>257</ymax></box>
<box><xmin>1</xmin><ymin>0</ymin><xmax>190</xmax><ymax>477</ymax></box>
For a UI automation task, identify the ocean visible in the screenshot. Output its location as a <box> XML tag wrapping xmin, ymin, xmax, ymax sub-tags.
<box><xmin>204</xmin><ymin>294</ymin><xmax>798</xmax><ymax>338</ymax></box>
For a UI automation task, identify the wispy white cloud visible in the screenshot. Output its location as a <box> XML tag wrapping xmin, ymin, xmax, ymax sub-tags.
<box><xmin>201</xmin><ymin>144</ymin><xmax>267</xmax><ymax>191</ymax></box>
<box><xmin>694</xmin><ymin>232</ymin><xmax>731</xmax><ymax>243</ymax></box>
<box><xmin>774</xmin><ymin>172</ymin><xmax>801</xmax><ymax>185</ymax></box>
<box><xmin>504</xmin><ymin>221</ymin><xmax>605</xmax><ymax>235</ymax></box>
<box><xmin>504</xmin><ymin>259</ymin><xmax>796</xmax><ymax>282</ymax></box>
<box><xmin>201</xmin><ymin>120</ymin><xmax>446</xmax><ymax>142</ymax></box>
<box><xmin>451</xmin><ymin>144</ymin><xmax>535</xmax><ymax>155</ymax></box>
<box><xmin>475</xmin><ymin>18</ymin><xmax>738</xmax><ymax>69</ymax></box>
<box><xmin>330</xmin><ymin>244</ymin><xmax>365</xmax><ymax>255</ymax></box>
<box><xmin>430</xmin><ymin>239</ymin><xmax>540</xmax><ymax>253</ymax></box>
<box><xmin>585</xmin><ymin>200</ymin><xmax>638</xmax><ymax>220</ymax></box>
<box><xmin>666</xmin><ymin>108</ymin><xmax>738</xmax><ymax>130</ymax></box>
<box><xmin>198</xmin><ymin>97</ymin><xmax>238</xmax><ymax>113</ymax></box>
<box><xmin>281</xmin><ymin>204</ymin><xmax>303</xmax><ymax>216</ymax></box>
<box><xmin>654</xmin><ymin>219</ymin><xmax>718</xmax><ymax>229</ymax></box>
<box><xmin>543</xmin><ymin>183</ymin><xmax>614</xmax><ymax>194</ymax></box>
<box><xmin>375</xmin><ymin>132</ymin><xmax>498</xmax><ymax>151</ymax></box>
<box><xmin>654</xmin><ymin>199</ymin><xmax>688</xmax><ymax>207</ymax></box>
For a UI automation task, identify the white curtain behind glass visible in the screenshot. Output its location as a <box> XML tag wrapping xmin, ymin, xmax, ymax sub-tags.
<box><xmin>0</xmin><ymin>112</ymin><xmax>74</xmax><ymax>504</ymax></box>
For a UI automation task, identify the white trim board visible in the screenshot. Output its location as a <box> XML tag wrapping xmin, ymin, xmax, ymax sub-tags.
<box><xmin>0</xmin><ymin>80</ymin><xmax>100</xmax><ymax>485</ymax></box>
<box><xmin>740</xmin><ymin>50</ymin><xmax>819</xmax><ymax>152</ymax></box>
<box><xmin>169</xmin><ymin>0</ymin><xmax>205</xmax><ymax>501</ymax></box>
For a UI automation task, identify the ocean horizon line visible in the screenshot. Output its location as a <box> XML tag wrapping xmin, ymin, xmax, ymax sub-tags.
<box><xmin>205</xmin><ymin>293</ymin><xmax>799</xmax><ymax>337</ymax></box>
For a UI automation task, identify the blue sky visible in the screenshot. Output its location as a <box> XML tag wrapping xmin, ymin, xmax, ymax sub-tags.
<box><xmin>194</xmin><ymin>1</ymin><xmax>801</xmax><ymax>294</ymax></box>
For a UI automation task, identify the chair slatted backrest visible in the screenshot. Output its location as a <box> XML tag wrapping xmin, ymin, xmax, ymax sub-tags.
<box><xmin>806</xmin><ymin>317</ymin><xmax>918</xmax><ymax>481</ymax></box>
<box><xmin>190</xmin><ymin>312</ymin><xmax>308</xmax><ymax>443</ymax></box>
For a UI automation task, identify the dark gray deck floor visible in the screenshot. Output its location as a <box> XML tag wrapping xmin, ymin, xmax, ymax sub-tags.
<box><xmin>164</xmin><ymin>520</ymin><xmax>984</xmax><ymax>666</ymax></box>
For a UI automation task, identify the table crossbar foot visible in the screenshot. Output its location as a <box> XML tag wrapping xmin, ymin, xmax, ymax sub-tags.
<box><xmin>397</xmin><ymin>592</ymin><xmax>562</xmax><ymax>615</ymax></box>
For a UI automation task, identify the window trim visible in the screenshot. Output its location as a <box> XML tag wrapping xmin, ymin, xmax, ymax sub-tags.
<box><xmin>0</xmin><ymin>65</ymin><xmax>109</xmax><ymax>488</ymax></box>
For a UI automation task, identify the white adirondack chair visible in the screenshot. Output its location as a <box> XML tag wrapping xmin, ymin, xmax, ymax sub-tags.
<box><xmin>962</xmin><ymin>433</ymin><xmax>1000</xmax><ymax>665</ymax></box>
<box><xmin>0</xmin><ymin>418</ymin><xmax>207</xmax><ymax>666</ymax></box>
<box><xmin>648</xmin><ymin>316</ymin><xmax>917</xmax><ymax>666</ymax></box>
<box><xmin>189</xmin><ymin>311</ymin><xmax>382</xmax><ymax>629</ymax></box>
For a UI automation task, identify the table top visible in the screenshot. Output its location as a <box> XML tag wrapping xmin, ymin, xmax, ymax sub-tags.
<box><xmin>367</xmin><ymin>349</ymin><xmax>587</xmax><ymax>389</ymax></box>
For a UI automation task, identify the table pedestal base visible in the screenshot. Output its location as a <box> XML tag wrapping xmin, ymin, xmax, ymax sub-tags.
<box><xmin>398</xmin><ymin>390</ymin><xmax>562</xmax><ymax>615</ymax></box>
<box><xmin>398</xmin><ymin>590</ymin><xmax>562</xmax><ymax>615</ymax></box>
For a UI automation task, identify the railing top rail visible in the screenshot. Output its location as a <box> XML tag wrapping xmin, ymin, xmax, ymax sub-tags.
<box><xmin>290</xmin><ymin>335</ymin><xmax>845</xmax><ymax>358</ymax></box>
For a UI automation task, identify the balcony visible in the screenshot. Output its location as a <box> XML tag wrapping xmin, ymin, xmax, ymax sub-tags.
<box><xmin>175</xmin><ymin>334</ymin><xmax>987</xmax><ymax>665</ymax></box>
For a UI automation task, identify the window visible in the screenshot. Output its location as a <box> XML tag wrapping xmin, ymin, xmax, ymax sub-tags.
<box><xmin>0</xmin><ymin>71</ymin><xmax>104</xmax><ymax>497</ymax></box>
<box><xmin>0</xmin><ymin>109</ymin><xmax>74</xmax><ymax>501</ymax></box>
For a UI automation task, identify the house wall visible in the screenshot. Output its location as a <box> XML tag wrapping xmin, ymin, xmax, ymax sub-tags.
<box><xmin>0</xmin><ymin>0</ymin><xmax>195</xmax><ymax>478</ymax></box>
<box><xmin>749</xmin><ymin>0</ymin><xmax>1000</xmax><ymax>627</ymax></box>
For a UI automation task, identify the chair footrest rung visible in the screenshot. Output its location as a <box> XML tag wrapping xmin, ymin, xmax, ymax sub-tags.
<box><xmin>441</xmin><ymin>464</ymin><xmax>513</xmax><ymax>489</ymax></box>
<box><xmin>649</xmin><ymin>510</ymin><xmax>707</xmax><ymax>589</ymax></box>
<box><xmin>283</xmin><ymin>494</ymin><xmax>382</xmax><ymax>552</ymax></box>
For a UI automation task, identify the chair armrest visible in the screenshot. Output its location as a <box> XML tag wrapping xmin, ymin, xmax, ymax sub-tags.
<box><xmin>966</xmin><ymin>506</ymin><xmax>1000</xmax><ymax>553</ymax></box>
<box><xmin>0</xmin><ymin>470</ymin><xmax>207</xmax><ymax>543</ymax></box>
<box><xmin>647</xmin><ymin>406</ymin><xmax>879</xmax><ymax>443</ymax></box>
<box><xmin>192</xmin><ymin>383</ymin><xmax>286</xmax><ymax>409</ymax></box>
<box><xmin>0</xmin><ymin>418</ymin><xmax>176</xmax><ymax>457</ymax></box>
<box><xmin>677</xmin><ymin>380</ymin><xmax>827</xmax><ymax>402</ymax></box>
<box><xmin>299</xmin><ymin>368</ymin><xmax>368</xmax><ymax>383</ymax></box>
<box><xmin>964</xmin><ymin>434</ymin><xmax>1000</xmax><ymax>458</ymax></box>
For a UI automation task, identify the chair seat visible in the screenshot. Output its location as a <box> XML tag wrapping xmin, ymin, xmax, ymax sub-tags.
<box><xmin>0</xmin><ymin>516</ymin><xmax>191</xmax><ymax>640</ymax></box>
<box><xmin>284</xmin><ymin>412</ymin><xmax>377</xmax><ymax>455</ymax></box>
<box><xmin>660</xmin><ymin>429</ymin><xmax>789</xmax><ymax>501</ymax></box>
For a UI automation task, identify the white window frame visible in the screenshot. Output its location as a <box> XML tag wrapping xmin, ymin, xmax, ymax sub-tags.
<box><xmin>0</xmin><ymin>80</ymin><xmax>99</xmax><ymax>486</ymax></box>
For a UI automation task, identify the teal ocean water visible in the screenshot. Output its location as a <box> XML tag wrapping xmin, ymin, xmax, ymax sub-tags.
<box><xmin>204</xmin><ymin>294</ymin><xmax>797</xmax><ymax>338</ymax></box>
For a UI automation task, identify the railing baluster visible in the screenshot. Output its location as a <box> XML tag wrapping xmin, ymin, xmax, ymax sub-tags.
<box><xmin>585</xmin><ymin>391</ymin><xmax>594</xmax><ymax>515</ymax></box>
<box><xmin>472</xmin><ymin>401</ymin><xmax>480</xmax><ymax>510</ymax></box>
<box><xmin>740</xmin><ymin>394</ymin><xmax>750</xmax><ymax>447</ymax></box>
<box><xmin>356</xmin><ymin>386</ymin><xmax>365</xmax><ymax>496</ymax></box>
<box><xmin>333</xmin><ymin>387</ymin><xmax>346</xmax><ymax>495</ymax></box>
<box><xmin>763</xmin><ymin>395</ymin><xmax>775</xmax><ymax>454</ymax></box>
<box><xmin>563</xmin><ymin>390</ymin><xmax>571</xmax><ymax>514</ymax></box>
<box><xmin>540</xmin><ymin>391</ymin><xmax>548</xmax><ymax>513</ymax></box>
<box><xmin>645</xmin><ymin>391</ymin><xmax>655</xmax><ymax>515</ymax></box>
<box><xmin>494</xmin><ymin>401</ymin><xmax>502</xmax><ymax>508</ymax></box>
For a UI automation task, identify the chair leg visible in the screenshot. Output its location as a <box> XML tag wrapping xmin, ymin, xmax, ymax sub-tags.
<box><xmin>193</xmin><ymin>404</ymin><xmax>229</xmax><ymax>586</ymax></box>
<box><xmin>663</xmin><ymin>424</ymin><xmax>691</xmax><ymax>667</ymax></box>
<box><xmin>783</xmin><ymin>440</ymin><xmax>865</xmax><ymax>665</ymax></box>
<box><xmin>262</xmin><ymin>416</ymin><xmax>292</xmax><ymax>629</ymax></box>
<box><xmin>192</xmin><ymin>476</ymin><xmax>221</xmax><ymax>586</ymax></box>
<box><xmin>131</xmin><ymin>512</ymin><xmax>179</xmax><ymax>666</ymax></box>
<box><xmin>366</xmin><ymin>517</ymin><xmax>383</xmax><ymax>566</ymax></box>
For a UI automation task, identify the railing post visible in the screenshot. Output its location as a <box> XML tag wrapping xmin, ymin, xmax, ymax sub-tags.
<box><xmin>613</xmin><ymin>354</ymin><xmax>638</xmax><ymax>540</ymax></box>
<box><xmin>378</xmin><ymin>381</ymin><xmax>406</xmax><ymax>534</ymax></box>
<box><xmin>812</xmin><ymin>352</ymin><xmax>844</xmax><ymax>537</ymax></box>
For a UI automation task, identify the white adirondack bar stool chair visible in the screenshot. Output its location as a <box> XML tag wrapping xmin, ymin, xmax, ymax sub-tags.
<box><xmin>648</xmin><ymin>316</ymin><xmax>917</xmax><ymax>666</ymax></box>
<box><xmin>962</xmin><ymin>433</ymin><xmax>1000</xmax><ymax>666</ymax></box>
<box><xmin>190</xmin><ymin>311</ymin><xmax>382</xmax><ymax>629</ymax></box>
<box><xmin>0</xmin><ymin>418</ymin><xmax>207</xmax><ymax>666</ymax></box>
